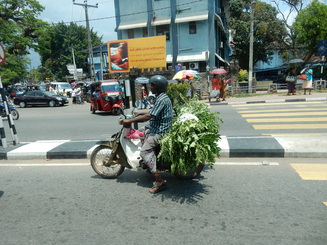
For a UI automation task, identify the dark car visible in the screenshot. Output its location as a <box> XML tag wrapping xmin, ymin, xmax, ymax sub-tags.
<box><xmin>13</xmin><ymin>91</ymin><xmax>69</xmax><ymax>108</ymax></box>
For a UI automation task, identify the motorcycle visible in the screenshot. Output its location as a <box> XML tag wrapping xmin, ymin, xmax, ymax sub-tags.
<box><xmin>1</xmin><ymin>100</ymin><xmax>19</xmax><ymax>120</ymax></box>
<box><xmin>90</xmin><ymin>108</ymin><xmax>204</xmax><ymax>179</ymax></box>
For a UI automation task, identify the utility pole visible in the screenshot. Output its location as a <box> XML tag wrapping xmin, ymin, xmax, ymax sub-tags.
<box><xmin>248</xmin><ymin>1</ymin><xmax>255</xmax><ymax>94</ymax></box>
<box><xmin>73</xmin><ymin>0</ymin><xmax>98</xmax><ymax>81</ymax></box>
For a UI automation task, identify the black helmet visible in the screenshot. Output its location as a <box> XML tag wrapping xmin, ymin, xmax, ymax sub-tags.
<box><xmin>149</xmin><ymin>75</ymin><xmax>168</xmax><ymax>94</ymax></box>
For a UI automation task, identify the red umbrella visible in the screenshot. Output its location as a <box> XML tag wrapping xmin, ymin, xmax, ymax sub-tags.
<box><xmin>210</xmin><ymin>68</ymin><xmax>227</xmax><ymax>74</ymax></box>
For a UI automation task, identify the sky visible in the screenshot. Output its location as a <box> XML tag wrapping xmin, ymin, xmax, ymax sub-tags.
<box><xmin>30</xmin><ymin>0</ymin><xmax>117</xmax><ymax>68</ymax></box>
<box><xmin>40</xmin><ymin>0</ymin><xmax>117</xmax><ymax>42</ymax></box>
<box><xmin>30</xmin><ymin>0</ymin><xmax>324</xmax><ymax>68</ymax></box>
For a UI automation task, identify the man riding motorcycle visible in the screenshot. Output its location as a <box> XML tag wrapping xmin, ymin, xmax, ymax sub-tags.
<box><xmin>123</xmin><ymin>75</ymin><xmax>173</xmax><ymax>194</ymax></box>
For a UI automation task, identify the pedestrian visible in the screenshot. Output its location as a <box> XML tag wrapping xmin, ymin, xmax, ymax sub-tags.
<box><xmin>187</xmin><ymin>81</ymin><xmax>195</xmax><ymax>98</ymax></box>
<box><xmin>286</xmin><ymin>67</ymin><xmax>297</xmax><ymax>95</ymax></box>
<box><xmin>74</xmin><ymin>85</ymin><xmax>82</xmax><ymax>104</ymax></box>
<box><xmin>119</xmin><ymin>83</ymin><xmax>125</xmax><ymax>99</ymax></box>
<box><xmin>62</xmin><ymin>89</ymin><xmax>67</xmax><ymax>97</ymax></box>
<box><xmin>210</xmin><ymin>74</ymin><xmax>221</xmax><ymax>102</ymax></box>
<box><xmin>301</xmin><ymin>65</ymin><xmax>313</xmax><ymax>95</ymax></box>
<box><xmin>122</xmin><ymin>75</ymin><xmax>173</xmax><ymax>194</ymax></box>
<box><xmin>71</xmin><ymin>86</ymin><xmax>77</xmax><ymax>104</ymax></box>
<box><xmin>220</xmin><ymin>77</ymin><xmax>227</xmax><ymax>101</ymax></box>
<box><xmin>92</xmin><ymin>88</ymin><xmax>100</xmax><ymax>110</ymax></box>
<box><xmin>139</xmin><ymin>84</ymin><xmax>151</xmax><ymax>109</ymax></box>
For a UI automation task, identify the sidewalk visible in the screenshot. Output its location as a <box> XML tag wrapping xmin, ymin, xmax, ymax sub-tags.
<box><xmin>0</xmin><ymin>91</ymin><xmax>326</xmax><ymax>160</ymax></box>
<box><xmin>212</xmin><ymin>90</ymin><xmax>327</xmax><ymax>159</ymax></box>
<box><xmin>207</xmin><ymin>90</ymin><xmax>327</xmax><ymax>105</ymax></box>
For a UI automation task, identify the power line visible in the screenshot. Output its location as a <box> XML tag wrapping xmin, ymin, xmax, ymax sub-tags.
<box><xmin>73</xmin><ymin>0</ymin><xmax>98</xmax><ymax>79</ymax></box>
<box><xmin>62</xmin><ymin>0</ymin><xmax>204</xmax><ymax>24</ymax></box>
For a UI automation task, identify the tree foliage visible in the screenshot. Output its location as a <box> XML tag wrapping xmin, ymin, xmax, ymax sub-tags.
<box><xmin>38</xmin><ymin>22</ymin><xmax>102</xmax><ymax>81</ymax></box>
<box><xmin>0</xmin><ymin>0</ymin><xmax>48</xmax><ymax>84</ymax></box>
<box><xmin>229</xmin><ymin>0</ymin><xmax>288</xmax><ymax>69</ymax></box>
<box><xmin>293</xmin><ymin>0</ymin><xmax>327</xmax><ymax>57</ymax></box>
<box><xmin>270</xmin><ymin>0</ymin><xmax>305</xmax><ymax>59</ymax></box>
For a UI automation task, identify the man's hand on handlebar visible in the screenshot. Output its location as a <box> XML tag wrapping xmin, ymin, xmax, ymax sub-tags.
<box><xmin>122</xmin><ymin>119</ymin><xmax>132</xmax><ymax>128</ymax></box>
<box><xmin>119</xmin><ymin>112</ymin><xmax>152</xmax><ymax>127</ymax></box>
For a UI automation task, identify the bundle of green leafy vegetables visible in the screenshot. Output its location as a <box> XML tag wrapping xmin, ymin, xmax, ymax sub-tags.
<box><xmin>159</xmin><ymin>96</ymin><xmax>222</xmax><ymax>174</ymax></box>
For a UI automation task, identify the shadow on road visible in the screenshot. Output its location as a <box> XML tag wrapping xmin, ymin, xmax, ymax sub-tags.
<box><xmin>114</xmin><ymin>167</ymin><xmax>213</xmax><ymax>204</ymax></box>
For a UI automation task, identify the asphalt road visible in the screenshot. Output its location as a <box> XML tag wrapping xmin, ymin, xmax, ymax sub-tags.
<box><xmin>211</xmin><ymin>100</ymin><xmax>327</xmax><ymax>136</ymax></box>
<box><xmin>4</xmin><ymin>99</ymin><xmax>327</xmax><ymax>143</ymax></box>
<box><xmin>3</xmin><ymin>102</ymin><xmax>123</xmax><ymax>142</ymax></box>
<box><xmin>0</xmin><ymin>158</ymin><xmax>326</xmax><ymax>245</ymax></box>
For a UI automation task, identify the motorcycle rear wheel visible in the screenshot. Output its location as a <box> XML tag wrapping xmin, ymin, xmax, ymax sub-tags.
<box><xmin>90</xmin><ymin>145</ymin><xmax>125</xmax><ymax>179</ymax></box>
<box><xmin>173</xmin><ymin>163</ymin><xmax>205</xmax><ymax>179</ymax></box>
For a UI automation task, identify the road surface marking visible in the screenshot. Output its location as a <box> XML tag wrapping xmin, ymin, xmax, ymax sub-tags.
<box><xmin>241</xmin><ymin>112</ymin><xmax>327</xmax><ymax>117</ymax></box>
<box><xmin>238</xmin><ymin>108</ymin><xmax>327</xmax><ymax>113</ymax></box>
<box><xmin>253</xmin><ymin>124</ymin><xmax>327</xmax><ymax>130</ymax></box>
<box><xmin>290</xmin><ymin>164</ymin><xmax>327</xmax><ymax>180</ymax></box>
<box><xmin>247</xmin><ymin>117</ymin><xmax>327</xmax><ymax>123</ymax></box>
<box><xmin>232</xmin><ymin>102</ymin><xmax>323</xmax><ymax>107</ymax></box>
<box><xmin>0</xmin><ymin>163</ymin><xmax>90</xmax><ymax>167</ymax></box>
<box><xmin>215</xmin><ymin>162</ymin><xmax>279</xmax><ymax>166</ymax></box>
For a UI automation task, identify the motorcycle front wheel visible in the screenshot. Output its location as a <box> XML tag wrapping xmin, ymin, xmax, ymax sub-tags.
<box><xmin>11</xmin><ymin>110</ymin><xmax>19</xmax><ymax>120</ymax></box>
<box><xmin>90</xmin><ymin>145</ymin><xmax>125</xmax><ymax>179</ymax></box>
<box><xmin>173</xmin><ymin>163</ymin><xmax>205</xmax><ymax>179</ymax></box>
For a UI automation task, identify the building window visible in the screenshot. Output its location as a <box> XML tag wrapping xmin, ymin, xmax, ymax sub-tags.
<box><xmin>127</xmin><ymin>29</ymin><xmax>134</xmax><ymax>39</ymax></box>
<box><xmin>143</xmin><ymin>27</ymin><xmax>148</xmax><ymax>37</ymax></box>
<box><xmin>156</xmin><ymin>25</ymin><xmax>170</xmax><ymax>40</ymax></box>
<box><xmin>189</xmin><ymin>21</ymin><xmax>196</xmax><ymax>34</ymax></box>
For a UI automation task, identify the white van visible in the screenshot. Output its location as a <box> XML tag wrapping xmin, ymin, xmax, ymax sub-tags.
<box><xmin>50</xmin><ymin>82</ymin><xmax>73</xmax><ymax>97</ymax></box>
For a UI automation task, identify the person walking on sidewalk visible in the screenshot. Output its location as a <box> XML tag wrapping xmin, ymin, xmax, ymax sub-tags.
<box><xmin>301</xmin><ymin>65</ymin><xmax>313</xmax><ymax>95</ymax></box>
<box><xmin>210</xmin><ymin>75</ymin><xmax>221</xmax><ymax>102</ymax></box>
<box><xmin>286</xmin><ymin>67</ymin><xmax>297</xmax><ymax>95</ymax></box>
<box><xmin>220</xmin><ymin>77</ymin><xmax>227</xmax><ymax>101</ymax></box>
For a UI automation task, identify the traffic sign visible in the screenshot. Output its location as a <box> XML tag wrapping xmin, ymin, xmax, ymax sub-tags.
<box><xmin>317</xmin><ymin>39</ymin><xmax>327</xmax><ymax>56</ymax></box>
<box><xmin>0</xmin><ymin>43</ymin><xmax>6</xmax><ymax>65</ymax></box>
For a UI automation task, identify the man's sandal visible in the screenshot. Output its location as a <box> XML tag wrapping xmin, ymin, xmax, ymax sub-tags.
<box><xmin>149</xmin><ymin>181</ymin><xmax>166</xmax><ymax>194</ymax></box>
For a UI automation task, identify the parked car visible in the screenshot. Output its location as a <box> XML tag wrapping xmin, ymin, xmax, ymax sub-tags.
<box><xmin>26</xmin><ymin>84</ymin><xmax>47</xmax><ymax>91</ymax></box>
<box><xmin>13</xmin><ymin>91</ymin><xmax>69</xmax><ymax>108</ymax></box>
<box><xmin>50</xmin><ymin>82</ymin><xmax>73</xmax><ymax>97</ymax></box>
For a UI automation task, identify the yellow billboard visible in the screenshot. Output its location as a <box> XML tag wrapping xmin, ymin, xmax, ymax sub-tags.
<box><xmin>108</xmin><ymin>36</ymin><xmax>166</xmax><ymax>73</ymax></box>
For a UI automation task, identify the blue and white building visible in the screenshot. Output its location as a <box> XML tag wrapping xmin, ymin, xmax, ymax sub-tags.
<box><xmin>94</xmin><ymin>0</ymin><xmax>230</xmax><ymax>73</ymax></box>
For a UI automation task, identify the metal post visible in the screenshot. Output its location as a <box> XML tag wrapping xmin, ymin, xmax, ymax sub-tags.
<box><xmin>206</xmin><ymin>65</ymin><xmax>210</xmax><ymax>93</ymax></box>
<box><xmin>248</xmin><ymin>1</ymin><xmax>256</xmax><ymax>94</ymax></box>
<box><xmin>73</xmin><ymin>0</ymin><xmax>98</xmax><ymax>81</ymax></box>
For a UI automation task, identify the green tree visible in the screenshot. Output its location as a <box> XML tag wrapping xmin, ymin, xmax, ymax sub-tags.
<box><xmin>38</xmin><ymin>22</ymin><xmax>102</xmax><ymax>81</ymax></box>
<box><xmin>229</xmin><ymin>0</ymin><xmax>288</xmax><ymax>69</ymax></box>
<box><xmin>0</xmin><ymin>53</ymin><xmax>30</xmax><ymax>84</ymax></box>
<box><xmin>270</xmin><ymin>0</ymin><xmax>305</xmax><ymax>60</ymax></box>
<box><xmin>0</xmin><ymin>0</ymin><xmax>48</xmax><ymax>84</ymax></box>
<box><xmin>293</xmin><ymin>0</ymin><xmax>327</xmax><ymax>57</ymax></box>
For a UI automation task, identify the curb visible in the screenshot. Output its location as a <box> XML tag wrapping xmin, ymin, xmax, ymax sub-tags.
<box><xmin>207</xmin><ymin>96</ymin><xmax>327</xmax><ymax>105</ymax></box>
<box><xmin>0</xmin><ymin>96</ymin><xmax>325</xmax><ymax>161</ymax></box>
<box><xmin>0</xmin><ymin>135</ymin><xmax>326</xmax><ymax>160</ymax></box>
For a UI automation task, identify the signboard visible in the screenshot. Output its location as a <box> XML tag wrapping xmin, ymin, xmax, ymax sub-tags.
<box><xmin>175</xmin><ymin>65</ymin><xmax>183</xmax><ymax>72</ymax></box>
<box><xmin>108</xmin><ymin>36</ymin><xmax>166</xmax><ymax>73</ymax></box>
<box><xmin>0</xmin><ymin>44</ymin><xmax>6</xmax><ymax>65</ymax></box>
<box><xmin>317</xmin><ymin>39</ymin><xmax>327</xmax><ymax>56</ymax></box>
